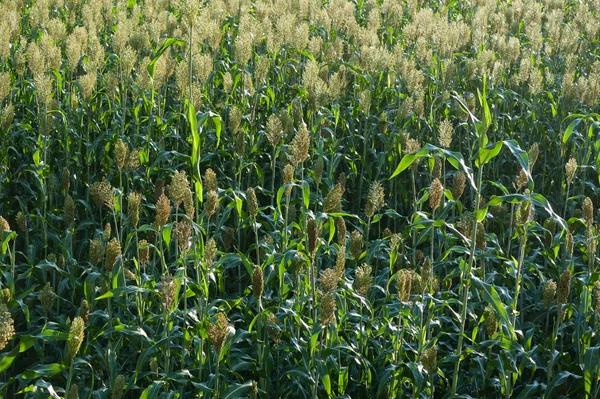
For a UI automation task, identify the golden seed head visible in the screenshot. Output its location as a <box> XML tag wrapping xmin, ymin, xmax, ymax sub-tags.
<box><xmin>267</xmin><ymin>312</ymin><xmax>281</xmax><ymax>344</ymax></box>
<box><xmin>476</xmin><ymin>222</ymin><xmax>486</xmax><ymax>251</ymax></box>
<box><xmin>205</xmin><ymin>190</ymin><xmax>218</xmax><ymax>218</ymax></box>
<box><xmin>266</xmin><ymin>114</ymin><xmax>283</xmax><ymax>148</ymax></box>
<box><xmin>115</xmin><ymin>139</ymin><xmax>128</xmax><ymax>170</ymax></box>
<box><xmin>40</xmin><ymin>282</ymin><xmax>55</xmax><ymax>314</ymax></box>
<box><xmin>80</xmin><ymin>299</ymin><xmax>89</xmax><ymax>324</ymax></box>
<box><xmin>283</xmin><ymin>164</ymin><xmax>294</xmax><ymax>196</ymax></box>
<box><xmin>319</xmin><ymin>268</ymin><xmax>338</xmax><ymax>294</ymax></box>
<box><xmin>354</xmin><ymin>263</ymin><xmax>373</xmax><ymax>296</ymax></box>
<box><xmin>529</xmin><ymin>143</ymin><xmax>539</xmax><ymax>170</ymax></box>
<box><xmin>350</xmin><ymin>230</ymin><xmax>363</xmax><ymax>261</ymax></box>
<box><xmin>583</xmin><ymin>197</ymin><xmax>594</xmax><ymax>226</ymax></box>
<box><xmin>160</xmin><ymin>274</ymin><xmax>177</xmax><ymax>314</ymax></box>
<box><xmin>557</xmin><ymin>269</ymin><xmax>571</xmax><ymax>312</ymax></box>
<box><xmin>111</xmin><ymin>374</ymin><xmax>126</xmax><ymax>399</ymax></box>
<box><xmin>229</xmin><ymin>106</ymin><xmax>243</xmax><ymax>135</ymax></box>
<box><xmin>247</xmin><ymin>187</ymin><xmax>258</xmax><ymax>218</ymax></box>
<box><xmin>2</xmin><ymin>288</ymin><xmax>10</xmax><ymax>304</ymax></box>
<box><xmin>127</xmin><ymin>192</ymin><xmax>142</xmax><ymax>228</ymax></box>
<box><xmin>64</xmin><ymin>195</ymin><xmax>75</xmax><ymax>226</ymax></box>
<box><xmin>336</xmin><ymin>217</ymin><xmax>347</xmax><ymax>246</ymax></box>
<box><xmin>320</xmin><ymin>292</ymin><xmax>336</xmax><ymax>327</ymax></box>
<box><xmin>334</xmin><ymin>247</ymin><xmax>346</xmax><ymax>281</ymax></box>
<box><xmin>365</xmin><ymin>182</ymin><xmax>385</xmax><ymax>218</ymax></box>
<box><xmin>543</xmin><ymin>280</ymin><xmax>557</xmax><ymax>308</ymax></box>
<box><xmin>126</xmin><ymin>149</ymin><xmax>140</xmax><ymax>170</ymax></box>
<box><xmin>67</xmin><ymin>316</ymin><xmax>85</xmax><ymax>359</ymax></box>
<box><xmin>168</xmin><ymin>170</ymin><xmax>190</xmax><ymax>208</ymax></box>
<box><xmin>89</xmin><ymin>238</ymin><xmax>105</xmax><ymax>266</ymax></box>
<box><xmin>438</xmin><ymin>119</ymin><xmax>453</xmax><ymax>148</ymax></box>
<box><xmin>204</xmin><ymin>238</ymin><xmax>217</xmax><ymax>267</ymax></box>
<box><xmin>429</xmin><ymin>178</ymin><xmax>443</xmax><ymax>211</ymax></box>
<box><xmin>307</xmin><ymin>218</ymin><xmax>319</xmax><ymax>256</ymax></box>
<box><xmin>67</xmin><ymin>384</ymin><xmax>79</xmax><ymax>399</ymax></box>
<box><xmin>565</xmin><ymin>157</ymin><xmax>577</xmax><ymax>184</ymax></box>
<box><xmin>0</xmin><ymin>216</ymin><xmax>10</xmax><ymax>232</ymax></box>
<box><xmin>515</xmin><ymin>168</ymin><xmax>528</xmax><ymax>190</ymax></box>
<box><xmin>138</xmin><ymin>240</ymin><xmax>150</xmax><ymax>265</ymax></box>
<box><xmin>0</xmin><ymin>302</ymin><xmax>14</xmax><ymax>351</ymax></box>
<box><xmin>397</xmin><ymin>269</ymin><xmax>413</xmax><ymax>302</ymax></box>
<box><xmin>90</xmin><ymin>178</ymin><xmax>114</xmax><ymax>209</ymax></box>
<box><xmin>324</xmin><ymin>183</ymin><xmax>344</xmax><ymax>213</ymax></box>
<box><xmin>62</xmin><ymin>168</ymin><xmax>71</xmax><ymax>192</ymax></box>
<box><xmin>314</xmin><ymin>157</ymin><xmax>324</xmax><ymax>185</ymax></box>
<box><xmin>104</xmin><ymin>223</ymin><xmax>111</xmax><ymax>240</ymax></box>
<box><xmin>204</xmin><ymin>169</ymin><xmax>217</xmax><ymax>192</ymax></box>
<box><xmin>183</xmin><ymin>188</ymin><xmax>195</xmax><ymax>219</ymax></box>
<box><xmin>208</xmin><ymin>312</ymin><xmax>229</xmax><ymax>353</ymax></box>
<box><xmin>291</xmin><ymin>121</ymin><xmax>310</xmax><ymax>166</ymax></box>
<box><xmin>517</xmin><ymin>200</ymin><xmax>532</xmax><ymax>226</ymax></box>
<box><xmin>155</xmin><ymin>194</ymin><xmax>171</xmax><ymax>228</ymax></box>
<box><xmin>173</xmin><ymin>221</ymin><xmax>192</xmax><ymax>252</ymax></box>
<box><xmin>483</xmin><ymin>304</ymin><xmax>498</xmax><ymax>337</ymax></box>
<box><xmin>390</xmin><ymin>234</ymin><xmax>402</xmax><ymax>252</ymax></box>
<box><xmin>105</xmin><ymin>238</ymin><xmax>121</xmax><ymax>273</ymax></box>
<box><xmin>252</xmin><ymin>265</ymin><xmax>264</xmax><ymax>299</ymax></box>
<box><xmin>566</xmin><ymin>231</ymin><xmax>574</xmax><ymax>258</ymax></box>
<box><xmin>452</xmin><ymin>171</ymin><xmax>466</xmax><ymax>201</ymax></box>
<box><xmin>421</xmin><ymin>345</ymin><xmax>437</xmax><ymax>374</ymax></box>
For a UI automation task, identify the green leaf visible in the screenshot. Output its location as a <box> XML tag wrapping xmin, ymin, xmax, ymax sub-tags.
<box><xmin>302</xmin><ymin>181</ymin><xmax>310</xmax><ymax>209</ymax></box>
<box><xmin>221</xmin><ymin>381</ymin><xmax>254</xmax><ymax>399</ymax></box>
<box><xmin>147</xmin><ymin>38</ymin><xmax>185</xmax><ymax>79</ymax></box>
<box><xmin>475</xmin><ymin>141</ymin><xmax>503</xmax><ymax>167</ymax></box>
<box><xmin>140</xmin><ymin>381</ymin><xmax>166</xmax><ymax>399</ymax></box>
<box><xmin>471</xmin><ymin>276</ymin><xmax>515</xmax><ymax>338</ymax></box>
<box><xmin>503</xmin><ymin>140</ymin><xmax>531</xmax><ymax>183</ymax></box>
<box><xmin>563</xmin><ymin>118</ymin><xmax>580</xmax><ymax>144</ymax></box>
<box><xmin>209</xmin><ymin>111</ymin><xmax>222</xmax><ymax>148</ymax></box>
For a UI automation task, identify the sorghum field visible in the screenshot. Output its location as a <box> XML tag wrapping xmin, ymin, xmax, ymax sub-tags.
<box><xmin>2</xmin><ymin>0</ymin><xmax>600</xmax><ymax>397</ymax></box>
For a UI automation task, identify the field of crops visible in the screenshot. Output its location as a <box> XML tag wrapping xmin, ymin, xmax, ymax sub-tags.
<box><xmin>2</xmin><ymin>0</ymin><xmax>600</xmax><ymax>397</ymax></box>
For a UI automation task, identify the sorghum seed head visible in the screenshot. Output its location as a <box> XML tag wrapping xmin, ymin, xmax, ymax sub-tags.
<box><xmin>452</xmin><ymin>171</ymin><xmax>466</xmax><ymax>200</ymax></box>
<box><xmin>337</xmin><ymin>172</ymin><xmax>347</xmax><ymax>193</ymax></box>
<box><xmin>80</xmin><ymin>299</ymin><xmax>89</xmax><ymax>324</ymax></box>
<box><xmin>168</xmin><ymin>170</ymin><xmax>190</xmax><ymax>208</ymax></box>
<box><xmin>160</xmin><ymin>274</ymin><xmax>177</xmax><ymax>314</ymax></box>
<box><xmin>15</xmin><ymin>211</ymin><xmax>27</xmax><ymax>232</ymax></box>
<box><xmin>307</xmin><ymin>218</ymin><xmax>319</xmax><ymax>256</ymax></box>
<box><xmin>429</xmin><ymin>178</ymin><xmax>443</xmax><ymax>211</ymax></box>
<box><xmin>184</xmin><ymin>188</ymin><xmax>195</xmax><ymax>219</ymax></box>
<box><xmin>438</xmin><ymin>119</ymin><xmax>453</xmax><ymax>148</ymax></box>
<box><xmin>208</xmin><ymin>312</ymin><xmax>229</xmax><ymax>353</ymax></box>
<box><xmin>67</xmin><ymin>316</ymin><xmax>85</xmax><ymax>359</ymax></box>
<box><xmin>89</xmin><ymin>238</ymin><xmax>104</xmax><ymax>266</ymax></box>
<box><xmin>291</xmin><ymin>121</ymin><xmax>310</xmax><ymax>166</ymax></box>
<box><xmin>138</xmin><ymin>240</ymin><xmax>149</xmax><ymax>265</ymax></box>
<box><xmin>557</xmin><ymin>269</ymin><xmax>571</xmax><ymax>315</ymax></box>
<box><xmin>483</xmin><ymin>305</ymin><xmax>498</xmax><ymax>337</ymax></box>
<box><xmin>397</xmin><ymin>269</ymin><xmax>413</xmax><ymax>302</ymax></box>
<box><xmin>320</xmin><ymin>268</ymin><xmax>338</xmax><ymax>293</ymax></box>
<box><xmin>90</xmin><ymin>178</ymin><xmax>114</xmax><ymax>209</ymax></box>
<box><xmin>365</xmin><ymin>182</ymin><xmax>385</xmax><ymax>218</ymax></box>
<box><xmin>320</xmin><ymin>292</ymin><xmax>336</xmax><ymax>326</ymax></box>
<box><xmin>126</xmin><ymin>149</ymin><xmax>140</xmax><ymax>170</ymax></box>
<box><xmin>516</xmin><ymin>168</ymin><xmax>528</xmax><ymax>190</ymax></box>
<box><xmin>204</xmin><ymin>169</ymin><xmax>217</xmax><ymax>193</ymax></box>
<box><xmin>104</xmin><ymin>223</ymin><xmax>111</xmax><ymax>240</ymax></box>
<box><xmin>115</xmin><ymin>139</ymin><xmax>128</xmax><ymax>170</ymax></box>
<box><xmin>127</xmin><ymin>192</ymin><xmax>142</xmax><ymax>228</ymax></box>
<box><xmin>421</xmin><ymin>345</ymin><xmax>437</xmax><ymax>374</ymax></box>
<box><xmin>476</xmin><ymin>223</ymin><xmax>486</xmax><ymax>250</ymax></box>
<box><xmin>105</xmin><ymin>238</ymin><xmax>121</xmax><ymax>273</ymax></box>
<box><xmin>67</xmin><ymin>384</ymin><xmax>79</xmax><ymax>399</ymax></box>
<box><xmin>266</xmin><ymin>114</ymin><xmax>283</xmax><ymax>148</ymax></box>
<box><xmin>529</xmin><ymin>143</ymin><xmax>539</xmax><ymax>169</ymax></box>
<box><xmin>314</xmin><ymin>157</ymin><xmax>324</xmax><ymax>185</ymax></box>
<box><xmin>40</xmin><ymin>282</ymin><xmax>55</xmax><ymax>314</ymax></box>
<box><xmin>543</xmin><ymin>280</ymin><xmax>557</xmax><ymax>308</ymax></box>
<box><xmin>324</xmin><ymin>183</ymin><xmax>344</xmax><ymax>213</ymax></box>
<box><xmin>2</xmin><ymin>289</ymin><xmax>10</xmax><ymax>303</ymax></box>
<box><xmin>336</xmin><ymin>217</ymin><xmax>347</xmax><ymax>246</ymax></box>
<box><xmin>252</xmin><ymin>265</ymin><xmax>264</xmax><ymax>299</ymax></box>
<box><xmin>0</xmin><ymin>217</ymin><xmax>10</xmax><ymax>232</ymax></box>
<box><xmin>283</xmin><ymin>164</ymin><xmax>294</xmax><ymax>196</ymax></box>
<box><xmin>334</xmin><ymin>247</ymin><xmax>346</xmax><ymax>281</ymax></box>
<box><xmin>173</xmin><ymin>221</ymin><xmax>192</xmax><ymax>252</ymax></box>
<box><xmin>432</xmin><ymin>156</ymin><xmax>442</xmax><ymax>180</ymax></box>
<box><xmin>0</xmin><ymin>303</ymin><xmax>14</xmax><ymax>350</ymax></box>
<box><xmin>267</xmin><ymin>312</ymin><xmax>281</xmax><ymax>343</ymax></box>
<box><xmin>565</xmin><ymin>157</ymin><xmax>577</xmax><ymax>184</ymax></box>
<box><xmin>204</xmin><ymin>238</ymin><xmax>217</xmax><ymax>267</ymax></box>
<box><xmin>111</xmin><ymin>374</ymin><xmax>126</xmax><ymax>399</ymax></box>
<box><xmin>566</xmin><ymin>232</ymin><xmax>574</xmax><ymax>258</ymax></box>
<box><xmin>155</xmin><ymin>194</ymin><xmax>171</xmax><ymax>228</ymax></box>
<box><xmin>62</xmin><ymin>168</ymin><xmax>70</xmax><ymax>192</ymax></box>
<box><xmin>350</xmin><ymin>230</ymin><xmax>363</xmax><ymax>261</ymax></box>
<box><xmin>247</xmin><ymin>187</ymin><xmax>258</xmax><ymax>218</ymax></box>
<box><xmin>583</xmin><ymin>197</ymin><xmax>594</xmax><ymax>226</ymax></box>
<box><xmin>205</xmin><ymin>190</ymin><xmax>218</xmax><ymax>218</ymax></box>
<box><xmin>354</xmin><ymin>263</ymin><xmax>373</xmax><ymax>296</ymax></box>
<box><xmin>421</xmin><ymin>257</ymin><xmax>433</xmax><ymax>293</ymax></box>
<box><xmin>518</xmin><ymin>200</ymin><xmax>532</xmax><ymax>226</ymax></box>
<box><xmin>64</xmin><ymin>195</ymin><xmax>75</xmax><ymax>226</ymax></box>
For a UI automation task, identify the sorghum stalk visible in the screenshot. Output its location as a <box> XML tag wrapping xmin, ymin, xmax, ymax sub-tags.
<box><xmin>512</xmin><ymin>231</ymin><xmax>527</xmax><ymax>327</ymax></box>
<box><xmin>451</xmin><ymin>162</ymin><xmax>484</xmax><ymax>395</ymax></box>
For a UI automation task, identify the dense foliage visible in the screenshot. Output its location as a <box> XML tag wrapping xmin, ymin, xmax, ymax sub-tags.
<box><xmin>1</xmin><ymin>0</ymin><xmax>600</xmax><ymax>397</ymax></box>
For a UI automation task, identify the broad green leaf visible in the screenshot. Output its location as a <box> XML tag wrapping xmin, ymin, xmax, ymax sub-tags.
<box><xmin>147</xmin><ymin>38</ymin><xmax>185</xmax><ymax>79</ymax></box>
<box><xmin>471</xmin><ymin>276</ymin><xmax>515</xmax><ymax>338</ymax></box>
<box><xmin>475</xmin><ymin>141</ymin><xmax>503</xmax><ymax>167</ymax></box>
<box><xmin>221</xmin><ymin>381</ymin><xmax>254</xmax><ymax>399</ymax></box>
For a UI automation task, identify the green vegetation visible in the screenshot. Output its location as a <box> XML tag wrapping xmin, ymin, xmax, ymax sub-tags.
<box><xmin>1</xmin><ymin>0</ymin><xmax>600</xmax><ymax>397</ymax></box>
